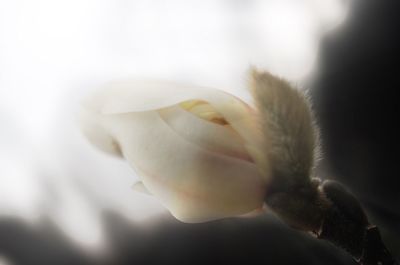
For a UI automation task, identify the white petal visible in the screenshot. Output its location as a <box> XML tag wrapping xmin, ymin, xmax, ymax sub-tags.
<box><xmin>158</xmin><ymin>105</ymin><xmax>252</xmax><ymax>162</ymax></box>
<box><xmin>100</xmin><ymin>111</ymin><xmax>265</xmax><ymax>223</ymax></box>
<box><xmin>82</xmin><ymin>80</ymin><xmax>210</xmax><ymax>113</ymax></box>
<box><xmin>78</xmin><ymin>107</ymin><xmax>122</xmax><ymax>157</ymax></box>
<box><xmin>83</xmin><ymin>79</ymin><xmax>264</xmax><ymax>161</ymax></box>
<box><xmin>131</xmin><ymin>182</ymin><xmax>152</xmax><ymax>195</ymax></box>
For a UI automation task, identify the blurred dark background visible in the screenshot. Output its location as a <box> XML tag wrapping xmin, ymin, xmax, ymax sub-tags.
<box><xmin>1</xmin><ymin>0</ymin><xmax>399</xmax><ymax>264</ymax></box>
<box><xmin>313</xmin><ymin>0</ymin><xmax>400</xmax><ymax>256</ymax></box>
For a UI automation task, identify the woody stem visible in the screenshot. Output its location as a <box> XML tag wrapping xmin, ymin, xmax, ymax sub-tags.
<box><xmin>315</xmin><ymin>180</ymin><xmax>398</xmax><ymax>265</ymax></box>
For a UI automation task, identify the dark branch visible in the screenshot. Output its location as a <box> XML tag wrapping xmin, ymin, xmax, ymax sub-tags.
<box><xmin>317</xmin><ymin>180</ymin><xmax>398</xmax><ymax>265</ymax></box>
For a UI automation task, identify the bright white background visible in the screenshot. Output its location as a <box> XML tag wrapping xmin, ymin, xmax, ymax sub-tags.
<box><xmin>0</xmin><ymin>0</ymin><xmax>348</xmax><ymax>252</ymax></box>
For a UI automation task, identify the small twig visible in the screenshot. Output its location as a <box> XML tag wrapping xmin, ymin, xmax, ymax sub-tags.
<box><xmin>358</xmin><ymin>225</ymin><xmax>398</xmax><ymax>265</ymax></box>
<box><xmin>316</xmin><ymin>181</ymin><xmax>398</xmax><ymax>265</ymax></box>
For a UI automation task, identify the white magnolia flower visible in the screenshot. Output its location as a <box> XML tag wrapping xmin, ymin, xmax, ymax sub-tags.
<box><xmin>79</xmin><ymin>70</ymin><xmax>324</xmax><ymax>225</ymax></box>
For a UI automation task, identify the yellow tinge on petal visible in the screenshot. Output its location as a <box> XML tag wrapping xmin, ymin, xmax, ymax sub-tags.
<box><xmin>180</xmin><ymin>100</ymin><xmax>229</xmax><ymax>126</ymax></box>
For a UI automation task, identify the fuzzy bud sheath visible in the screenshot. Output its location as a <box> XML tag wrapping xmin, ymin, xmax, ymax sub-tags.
<box><xmin>249</xmin><ymin>69</ymin><xmax>398</xmax><ymax>265</ymax></box>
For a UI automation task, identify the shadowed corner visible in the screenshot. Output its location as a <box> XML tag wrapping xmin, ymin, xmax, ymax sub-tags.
<box><xmin>0</xmin><ymin>217</ymin><xmax>92</xmax><ymax>265</ymax></box>
<box><xmin>0</xmin><ymin>211</ymin><xmax>356</xmax><ymax>265</ymax></box>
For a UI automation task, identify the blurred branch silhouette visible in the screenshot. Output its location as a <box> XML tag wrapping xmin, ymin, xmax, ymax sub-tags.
<box><xmin>313</xmin><ymin>181</ymin><xmax>398</xmax><ymax>265</ymax></box>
